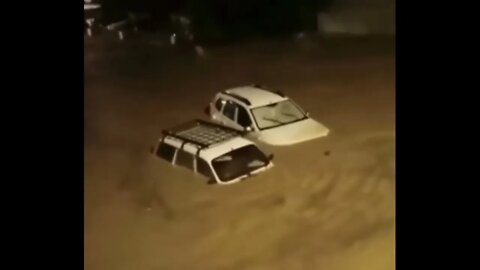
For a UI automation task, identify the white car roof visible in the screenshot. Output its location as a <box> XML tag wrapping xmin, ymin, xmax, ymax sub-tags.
<box><xmin>223</xmin><ymin>86</ymin><xmax>288</xmax><ymax>108</ymax></box>
<box><xmin>163</xmin><ymin>136</ymin><xmax>254</xmax><ymax>162</ymax></box>
<box><xmin>160</xmin><ymin>119</ymin><xmax>259</xmax><ymax>163</ymax></box>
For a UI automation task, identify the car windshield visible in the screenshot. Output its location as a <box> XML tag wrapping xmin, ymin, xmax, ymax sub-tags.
<box><xmin>211</xmin><ymin>145</ymin><xmax>269</xmax><ymax>182</ymax></box>
<box><xmin>251</xmin><ymin>100</ymin><xmax>307</xmax><ymax>130</ymax></box>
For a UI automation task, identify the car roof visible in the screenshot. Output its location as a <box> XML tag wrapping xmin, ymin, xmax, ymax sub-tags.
<box><xmin>163</xmin><ymin>136</ymin><xmax>254</xmax><ymax>162</ymax></box>
<box><xmin>223</xmin><ymin>86</ymin><xmax>288</xmax><ymax>108</ymax></box>
<box><xmin>159</xmin><ymin>119</ymin><xmax>258</xmax><ymax>162</ymax></box>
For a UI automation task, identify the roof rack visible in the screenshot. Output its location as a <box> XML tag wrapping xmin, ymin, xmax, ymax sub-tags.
<box><xmin>162</xmin><ymin>119</ymin><xmax>244</xmax><ymax>152</ymax></box>
<box><xmin>251</xmin><ymin>84</ymin><xmax>285</xmax><ymax>97</ymax></box>
<box><xmin>222</xmin><ymin>90</ymin><xmax>252</xmax><ymax>106</ymax></box>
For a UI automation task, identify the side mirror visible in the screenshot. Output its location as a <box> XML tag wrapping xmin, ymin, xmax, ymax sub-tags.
<box><xmin>268</xmin><ymin>154</ymin><xmax>274</xmax><ymax>161</ymax></box>
<box><xmin>305</xmin><ymin>111</ymin><xmax>310</xmax><ymax>117</ymax></box>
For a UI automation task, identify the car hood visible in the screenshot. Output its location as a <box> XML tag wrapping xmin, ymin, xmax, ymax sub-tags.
<box><xmin>257</xmin><ymin>118</ymin><xmax>329</xmax><ymax>146</ymax></box>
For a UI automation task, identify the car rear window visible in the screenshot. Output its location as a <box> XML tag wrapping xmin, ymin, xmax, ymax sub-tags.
<box><xmin>212</xmin><ymin>144</ymin><xmax>269</xmax><ymax>182</ymax></box>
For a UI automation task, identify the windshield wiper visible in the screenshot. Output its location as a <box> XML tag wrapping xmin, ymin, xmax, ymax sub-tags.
<box><xmin>281</xmin><ymin>112</ymin><xmax>298</xmax><ymax>118</ymax></box>
<box><xmin>262</xmin><ymin>117</ymin><xmax>283</xmax><ymax>124</ymax></box>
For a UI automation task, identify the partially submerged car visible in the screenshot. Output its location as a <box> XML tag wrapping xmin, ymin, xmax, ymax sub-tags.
<box><xmin>205</xmin><ymin>85</ymin><xmax>330</xmax><ymax>146</ymax></box>
<box><xmin>151</xmin><ymin>119</ymin><xmax>274</xmax><ymax>185</ymax></box>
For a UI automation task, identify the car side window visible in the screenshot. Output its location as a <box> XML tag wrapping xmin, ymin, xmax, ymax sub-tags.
<box><xmin>196</xmin><ymin>158</ymin><xmax>213</xmax><ymax>179</ymax></box>
<box><xmin>215</xmin><ymin>98</ymin><xmax>224</xmax><ymax>111</ymax></box>
<box><xmin>175</xmin><ymin>149</ymin><xmax>194</xmax><ymax>170</ymax></box>
<box><xmin>156</xmin><ymin>142</ymin><xmax>176</xmax><ymax>162</ymax></box>
<box><xmin>223</xmin><ymin>101</ymin><xmax>237</xmax><ymax>121</ymax></box>
<box><xmin>237</xmin><ymin>106</ymin><xmax>252</xmax><ymax>127</ymax></box>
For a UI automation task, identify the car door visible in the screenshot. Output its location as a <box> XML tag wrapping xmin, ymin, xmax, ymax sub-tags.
<box><xmin>210</xmin><ymin>97</ymin><xmax>226</xmax><ymax>122</ymax></box>
<box><xmin>220</xmin><ymin>100</ymin><xmax>245</xmax><ymax>131</ymax></box>
<box><xmin>174</xmin><ymin>149</ymin><xmax>195</xmax><ymax>171</ymax></box>
<box><xmin>236</xmin><ymin>104</ymin><xmax>254</xmax><ymax>130</ymax></box>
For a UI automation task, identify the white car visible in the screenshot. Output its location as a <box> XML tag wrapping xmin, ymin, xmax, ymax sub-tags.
<box><xmin>151</xmin><ymin>119</ymin><xmax>274</xmax><ymax>185</ymax></box>
<box><xmin>205</xmin><ymin>85</ymin><xmax>330</xmax><ymax>146</ymax></box>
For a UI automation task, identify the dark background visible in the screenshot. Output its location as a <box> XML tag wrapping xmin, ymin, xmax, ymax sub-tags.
<box><xmin>97</xmin><ymin>0</ymin><xmax>334</xmax><ymax>41</ymax></box>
